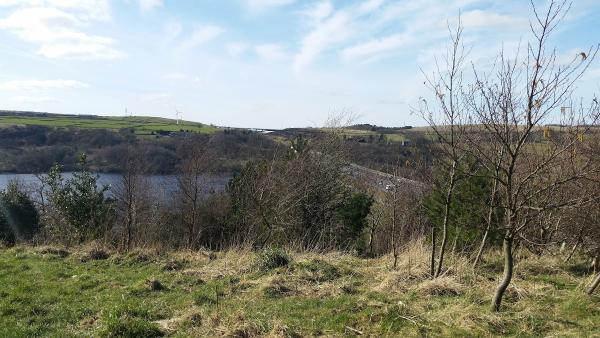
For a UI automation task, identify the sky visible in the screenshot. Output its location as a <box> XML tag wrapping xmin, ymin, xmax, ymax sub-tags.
<box><xmin>0</xmin><ymin>0</ymin><xmax>599</xmax><ymax>129</ymax></box>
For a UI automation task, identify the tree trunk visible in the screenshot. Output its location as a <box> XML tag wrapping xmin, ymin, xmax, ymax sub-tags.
<box><xmin>369</xmin><ymin>226</ymin><xmax>376</xmax><ymax>256</ymax></box>
<box><xmin>391</xmin><ymin>204</ymin><xmax>398</xmax><ymax>269</ymax></box>
<box><xmin>451</xmin><ymin>225</ymin><xmax>459</xmax><ymax>255</ymax></box>
<box><xmin>430</xmin><ymin>223</ymin><xmax>436</xmax><ymax>278</ymax></box>
<box><xmin>473</xmin><ymin>229</ymin><xmax>489</xmax><ymax>268</ymax></box>
<box><xmin>474</xmin><ymin>149</ymin><xmax>501</xmax><ymax>269</ymax></box>
<box><xmin>492</xmin><ymin>234</ymin><xmax>514</xmax><ymax>312</ymax></box>
<box><xmin>587</xmin><ymin>273</ymin><xmax>600</xmax><ymax>295</ymax></box>
<box><xmin>474</xmin><ymin>184</ymin><xmax>497</xmax><ymax>268</ymax></box>
<box><xmin>564</xmin><ymin>240</ymin><xmax>580</xmax><ymax>263</ymax></box>
<box><xmin>435</xmin><ymin>161</ymin><xmax>457</xmax><ymax>278</ymax></box>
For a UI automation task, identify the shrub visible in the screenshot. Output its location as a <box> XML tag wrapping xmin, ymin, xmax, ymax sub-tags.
<box><xmin>83</xmin><ymin>248</ymin><xmax>110</xmax><ymax>261</ymax></box>
<box><xmin>256</xmin><ymin>247</ymin><xmax>291</xmax><ymax>271</ymax></box>
<box><xmin>45</xmin><ymin>157</ymin><xmax>112</xmax><ymax>244</ymax></box>
<box><xmin>337</xmin><ymin>192</ymin><xmax>373</xmax><ymax>253</ymax></box>
<box><xmin>0</xmin><ymin>180</ymin><xmax>40</xmax><ymax>245</ymax></box>
<box><xmin>147</xmin><ymin>279</ymin><xmax>165</xmax><ymax>291</ymax></box>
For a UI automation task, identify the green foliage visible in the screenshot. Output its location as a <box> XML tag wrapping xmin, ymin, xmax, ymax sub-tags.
<box><xmin>337</xmin><ymin>192</ymin><xmax>374</xmax><ymax>253</ymax></box>
<box><xmin>289</xmin><ymin>134</ymin><xmax>309</xmax><ymax>157</ymax></box>
<box><xmin>424</xmin><ymin>161</ymin><xmax>502</xmax><ymax>249</ymax></box>
<box><xmin>257</xmin><ymin>247</ymin><xmax>291</xmax><ymax>271</ymax></box>
<box><xmin>0</xmin><ymin>180</ymin><xmax>39</xmax><ymax>245</ymax></box>
<box><xmin>45</xmin><ymin>154</ymin><xmax>112</xmax><ymax>243</ymax></box>
<box><xmin>0</xmin><ymin>215</ymin><xmax>15</xmax><ymax>245</ymax></box>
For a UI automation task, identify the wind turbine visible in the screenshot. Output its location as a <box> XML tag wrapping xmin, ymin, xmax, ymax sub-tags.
<box><xmin>175</xmin><ymin>109</ymin><xmax>182</xmax><ymax>125</ymax></box>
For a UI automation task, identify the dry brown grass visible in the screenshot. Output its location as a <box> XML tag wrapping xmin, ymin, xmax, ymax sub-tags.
<box><xmin>8</xmin><ymin>241</ymin><xmax>599</xmax><ymax>337</ymax></box>
<box><xmin>415</xmin><ymin>277</ymin><xmax>465</xmax><ymax>296</ymax></box>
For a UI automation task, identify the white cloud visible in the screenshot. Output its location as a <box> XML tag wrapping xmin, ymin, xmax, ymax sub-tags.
<box><xmin>255</xmin><ymin>43</ymin><xmax>286</xmax><ymax>61</ymax></box>
<box><xmin>0</xmin><ymin>1</ymin><xmax>123</xmax><ymax>60</ymax></box>
<box><xmin>294</xmin><ymin>11</ymin><xmax>352</xmax><ymax>72</ymax></box>
<box><xmin>327</xmin><ymin>0</ymin><xmax>531</xmax><ymax>66</ymax></box>
<box><xmin>163</xmin><ymin>73</ymin><xmax>188</xmax><ymax>81</ymax></box>
<box><xmin>0</xmin><ymin>0</ymin><xmax>110</xmax><ymax>21</ymax></box>
<box><xmin>293</xmin><ymin>0</ymin><xmax>390</xmax><ymax>72</ymax></box>
<box><xmin>357</xmin><ymin>0</ymin><xmax>385</xmax><ymax>14</ymax></box>
<box><xmin>342</xmin><ymin>32</ymin><xmax>412</xmax><ymax>62</ymax></box>
<box><xmin>226</xmin><ymin>42</ymin><xmax>249</xmax><ymax>56</ymax></box>
<box><xmin>140</xmin><ymin>92</ymin><xmax>173</xmax><ymax>107</ymax></box>
<box><xmin>300</xmin><ymin>0</ymin><xmax>333</xmax><ymax>24</ymax></box>
<box><xmin>139</xmin><ymin>0</ymin><xmax>163</xmax><ymax>12</ymax></box>
<box><xmin>161</xmin><ymin>73</ymin><xmax>205</xmax><ymax>85</ymax></box>
<box><xmin>163</xmin><ymin>22</ymin><xmax>183</xmax><ymax>41</ymax></box>
<box><xmin>14</xmin><ymin>95</ymin><xmax>58</xmax><ymax>103</ymax></box>
<box><xmin>241</xmin><ymin>0</ymin><xmax>295</xmax><ymax>12</ymax></box>
<box><xmin>179</xmin><ymin>25</ymin><xmax>225</xmax><ymax>50</ymax></box>
<box><xmin>0</xmin><ymin>79</ymin><xmax>88</xmax><ymax>90</ymax></box>
<box><xmin>458</xmin><ymin>9</ymin><xmax>528</xmax><ymax>30</ymax></box>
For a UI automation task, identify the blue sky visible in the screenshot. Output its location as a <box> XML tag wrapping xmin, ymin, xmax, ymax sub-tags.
<box><xmin>0</xmin><ymin>0</ymin><xmax>598</xmax><ymax>128</ymax></box>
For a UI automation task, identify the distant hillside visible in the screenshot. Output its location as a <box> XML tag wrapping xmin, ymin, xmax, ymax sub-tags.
<box><xmin>0</xmin><ymin>111</ymin><xmax>219</xmax><ymax>135</ymax></box>
<box><xmin>0</xmin><ymin>112</ymin><xmax>281</xmax><ymax>174</ymax></box>
<box><xmin>0</xmin><ymin>111</ymin><xmax>435</xmax><ymax>176</ymax></box>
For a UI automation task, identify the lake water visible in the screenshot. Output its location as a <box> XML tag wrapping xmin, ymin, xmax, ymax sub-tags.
<box><xmin>0</xmin><ymin>173</ymin><xmax>231</xmax><ymax>201</ymax></box>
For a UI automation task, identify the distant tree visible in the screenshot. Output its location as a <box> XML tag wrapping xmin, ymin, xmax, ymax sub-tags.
<box><xmin>114</xmin><ymin>147</ymin><xmax>149</xmax><ymax>250</ymax></box>
<box><xmin>424</xmin><ymin>160</ymin><xmax>502</xmax><ymax>259</ymax></box>
<box><xmin>337</xmin><ymin>192</ymin><xmax>373</xmax><ymax>253</ymax></box>
<box><xmin>177</xmin><ymin>136</ymin><xmax>215</xmax><ymax>248</ymax></box>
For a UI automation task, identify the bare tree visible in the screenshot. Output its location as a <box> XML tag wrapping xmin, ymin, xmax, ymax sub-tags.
<box><xmin>417</xmin><ymin>18</ymin><xmax>468</xmax><ymax>278</ymax></box>
<box><xmin>461</xmin><ymin>1</ymin><xmax>599</xmax><ymax>311</ymax></box>
<box><xmin>114</xmin><ymin>146</ymin><xmax>149</xmax><ymax>250</ymax></box>
<box><xmin>177</xmin><ymin>136</ymin><xmax>216</xmax><ymax>249</ymax></box>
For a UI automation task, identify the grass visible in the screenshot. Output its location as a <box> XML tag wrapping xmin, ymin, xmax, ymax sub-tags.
<box><xmin>0</xmin><ymin>114</ymin><xmax>219</xmax><ymax>135</ymax></box>
<box><xmin>0</xmin><ymin>244</ymin><xmax>598</xmax><ymax>337</ymax></box>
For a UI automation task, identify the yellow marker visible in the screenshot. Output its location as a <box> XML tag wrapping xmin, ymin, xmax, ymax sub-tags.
<box><xmin>543</xmin><ymin>127</ymin><xmax>550</xmax><ymax>139</ymax></box>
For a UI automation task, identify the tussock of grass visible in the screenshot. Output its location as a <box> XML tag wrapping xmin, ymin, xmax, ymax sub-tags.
<box><xmin>256</xmin><ymin>247</ymin><xmax>291</xmax><ymax>272</ymax></box>
<box><xmin>82</xmin><ymin>248</ymin><xmax>110</xmax><ymax>261</ymax></box>
<box><xmin>416</xmin><ymin>277</ymin><xmax>464</xmax><ymax>296</ymax></box>
<box><xmin>0</xmin><ymin>244</ymin><xmax>599</xmax><ymax>337</ymax></box>
<box><xmin>36</xmin><ymin>246</ymin><xmax>70</xmax><ymax>258</ymax></box>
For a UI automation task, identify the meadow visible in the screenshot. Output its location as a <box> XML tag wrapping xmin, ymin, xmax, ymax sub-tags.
<box><xmin>0</xmin><ymin>115</ymin><xmax>218</xmax><ymax>135</ymax></box>
<box><xmin>1</xmin><ymin>243</ymin><xmax>598</xmax><ymax>337</ymax></box>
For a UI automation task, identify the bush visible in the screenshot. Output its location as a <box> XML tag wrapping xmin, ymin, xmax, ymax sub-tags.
<box><xmin>0</xmin><ymin>180</ymin><xmax>40</xmax><ymax>245</ymax></box>
<box><xmin>337</xmin><ymin>192</ymin><xmax>373</xmax><ymax>253</ymax></box>
<box><xmin>256</xmin><ymin>247</ymin><xmax>291</xmax><ymax>271</ymax></box>
<box><xmin>45</xmin><ymin>157</ymin><xmax>112</xmax><ymax>244</ymax></box>
<box><xmin>83</xmin><ymin>248</ymin><xmax>110</xmax><ymax>261</ymax></box>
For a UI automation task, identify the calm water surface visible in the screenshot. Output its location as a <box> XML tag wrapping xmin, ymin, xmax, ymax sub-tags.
<box><xmin>0</xmin><ymin>173</ymin><xmax>231</xmax><ymax>201</ymax></box>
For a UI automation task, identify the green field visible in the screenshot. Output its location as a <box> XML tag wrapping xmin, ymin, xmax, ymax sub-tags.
<box><xmin>0</xmin><ymin>114</ymin><xmax>219</xmax><ymax>134</ymax></box>
<box><xmin>0</xmin><ymin>245</ymin><xmax>598</xmax><ymax>337</ymax></box>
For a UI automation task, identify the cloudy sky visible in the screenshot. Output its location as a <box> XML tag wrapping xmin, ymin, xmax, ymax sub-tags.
<box><xmin>0</xmin><ymin>0</ymin><xmax>598</xmax><ymax>128</ymax></box>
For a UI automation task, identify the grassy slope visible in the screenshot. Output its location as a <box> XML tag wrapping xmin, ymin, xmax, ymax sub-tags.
<box><xmin>0</xmin><ymin>245</ymin><xmax>599</xmax><ymax>337</ymax></box>
<box><xmin>0</xmin><ymin>115</ymin><xmax>219</xmax><ymax>134</ymax></box>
